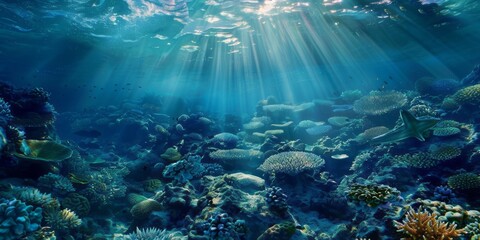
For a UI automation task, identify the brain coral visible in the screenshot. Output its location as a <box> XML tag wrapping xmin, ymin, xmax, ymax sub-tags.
<box><xmin>452</xmin><ymin>84</ymin><xmax>480</xmax><ymax>105</ymax></box>
<box><xmin>448</xmin><ymin>173</ymin><xmax>480</xmax><ymax>190</ymax></box>
<box><xmin>258</xmin><ymin>151</ymin><xmax>325</xmax><ymax>175</ymax></box>
<box><xmin>353</xmin><ymin>90</ymin><xmax>407</xmax><ymax>115</ymax></box>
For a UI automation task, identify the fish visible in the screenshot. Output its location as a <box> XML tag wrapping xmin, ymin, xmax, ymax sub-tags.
<box><xmin>68</xmin><ymin>173</ymin><xmax>89</xmax><ymax>185</ymax></box>
<box><xmin>74</xmin><ymin>129</ymin><xmax>101</xmax><ymax>138</ymax></box>
<box><xmin>331</xmin><ymin>154</ymin><xmax>349</xmax><ymax>160</ymax></box>
<box><xmin>370</xmin><ymin>110</ymin><xmax>440</xmax><ymax>144</ymax></box>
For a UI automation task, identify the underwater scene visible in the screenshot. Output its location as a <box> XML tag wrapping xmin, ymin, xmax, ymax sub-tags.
<box><xmin>1</xmin><ymin>0</ymin><xmax>480</xmax><ymax>239</ymax></box>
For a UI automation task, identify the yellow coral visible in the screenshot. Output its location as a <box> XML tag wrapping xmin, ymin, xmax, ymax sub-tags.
<box><xmin>453</xmin><ymin>84</ymin><xmax>480</xmax><ymax>105</ymax></box>
<box><xmin>394</xmin><ymin>207</ymin><xmax>465</xmax><ymax>240</ymax></box>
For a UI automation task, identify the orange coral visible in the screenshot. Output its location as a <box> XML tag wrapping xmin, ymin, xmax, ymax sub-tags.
<box><xmin>394</xmin><ymin>207</ymin><xmax>466</xmax><ymax>240</ymax></box>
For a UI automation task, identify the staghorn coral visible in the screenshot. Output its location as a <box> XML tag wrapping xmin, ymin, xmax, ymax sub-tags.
<box><xmin>394</xmin><ymin>207</ymin><xmax>465</xmax><ymax>240</ymax></box>
<box><xmin>61</xmin><ymin>193</ymin><xmax>90</xmax><ymax>217</ymax></box>
<box><xmin>452</xmin><ymin>84</ymin><xmax>480</xmax><ymax>105</ymax></box>
<box><xmin>346</xmin><ymin>183</ymin><xmax>400</xmax><ymax>207</ymax></box>
<box><xmin>429</xmin><ymin>145</ymin><xmax>461</xmax><ymax>161</ymax></box>
<box><xmin>44</xmin><ymin>208</ymin><xmax>82</xmax><ymax>232</ymax></box>
<box><xmin>353</xmin><ymin>90</ymin><xmax>407</xmax><ymax>115</ymax></box>
<box><xmin>258</xmin><ymin>151</ymin><xmax>325</xmax><ymax>175</ymax></box>
<box><xmin>447</xmin><ymin>173</ymin><xmax>480</xmax><ymax>190</ymax></box>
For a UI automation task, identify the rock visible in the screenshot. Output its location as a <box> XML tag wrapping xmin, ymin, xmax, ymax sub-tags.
<box><xmin>226</xmin><ymin>173</ymin><xmax>265</xmax><ymax>193</ymax></box>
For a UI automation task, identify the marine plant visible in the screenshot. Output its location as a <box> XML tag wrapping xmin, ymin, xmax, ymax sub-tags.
<box><xmin>394</xmin><ymin>207</ymin><xmax>465</xmax><ymax>240</ymax></box>
<box><xmin>346</xmin><ymin>183</ymin><xmax>400</xmax><ymax>207</ymax></box>
<box><xmin>0</xmin><ymin>198</ymin><xmax>43</xmax><ymax>240</ymax></box>
<box><xmin>353</xmin><ymin>90</ymin><xmax>407</xmax><ymax>115</ymax></box>
<box><xmin>447</xmin><ymin>172</ymin><xmax>480</xmax><ymax>190</ymax></box>
<box><xmin>258</xmin><ymin>151</ymin><xmax>325</xmax><ymax>175</ymax></box>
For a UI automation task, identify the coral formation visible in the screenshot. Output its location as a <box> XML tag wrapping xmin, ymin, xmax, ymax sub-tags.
<box><xmin>447</xmin><ymin>173</ymin><xmax>480</xmax><ymax>190</ymax></box>
<box><xmin>265</xmin><ymin>186</ymin><xmax>288</xmax><ymax>214</ymax></box>
<box><xmin>258</xmin><ymin>151</ymin><xmax>325</xmax><ymax>175</ymax></box>
<box><xmin>429</xmin><ymin>145</ymin><xmax>461</xmax><ymax>161</ymax></box>
<box><xmin>44</xmin><ymin>208</ymin><xmax>82</xmax><ymax>232</ymax></box>
<box><xmin>452</xmin><ymin>84</ymin><xmax>480</xmax><ymax>105</ymax></box>
<box><xmin>257</xmin><ymin>221</ymin><xmax>296</xmax><ymax>240</ymax></box>
<box><xmin>346</xmin><ymin>183</ymin><xmax>400</xmax><ymax>207</ymax></box>
<box><xmin>415</xmin><ymin>77</ymin><xmax>460</xmax><ymax>96</ymax></box>
<box><xmin>353</xmin><ymin>90</ymin><xmax>407</xmax><ymax>115</ymax></box>
<box><xmin>0</xmin><ymin>198</ymin><xmax>42</xmax><ymax>240</ymax></box>
<box><xmin>163</xmin><ymin>155</ymin><xmax>204</xmax><ymax>184</ymax></box>
<box><xmin>38</xmin><ymin>173</ymin><xmax>75</xmax><ymax>196</ymax></box>
<box><xmin>124</xmin><ymin>227</ymin><xmax>169</xmax><ymax>240</ymax></box>
<box><xmin>61</xmin><ymin>193</ymin><xmax>90</xmax><ymax>217</ymax></box>
<box><xmin>130</xmin><ymin>199</ymin><xmax>163</xmax><ymax>220</ymax></box>
<box><xmin>394</xmin><ymin>152</ymin><xmax>438</xmax><ymax>168</ymax></box>
<box><xmin>394</xmin><ymin>207</ymin><xmax>465</xmax><ymax>240</ymax></box>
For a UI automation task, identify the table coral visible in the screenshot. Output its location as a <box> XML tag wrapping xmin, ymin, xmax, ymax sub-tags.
<box><xmin>258</xmin><ymin>151</ymin><xmax>325</xmax><ymax>175</ymax></box>
<box><xmin>353</xmin><ymin>90</ymin><xmax>407</xmax><ymax>115</ymax></box>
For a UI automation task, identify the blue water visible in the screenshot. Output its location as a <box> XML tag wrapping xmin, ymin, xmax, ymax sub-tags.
<box><xmin>0</xmin><ymin>0</ymin><xmax>478</xmax><ymax>113</ymax></box>
<box><xmin>1</xmin><ymin>0</ymin><xmax>480</xmax><ymax>239</ymax></box>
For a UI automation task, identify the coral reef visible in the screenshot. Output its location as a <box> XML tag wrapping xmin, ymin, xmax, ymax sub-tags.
<box><xmin>61</xmin><ymin>193</ymin><xmax>90</xmax><ymax>217</ymax></box>
<box><xmin>163</xmin><ymin>155</ymin><xmax>204</xmax><ymax>184</ymax></box>
<box><xmin>394</xmin><ymin>207</ymin><xmax>466</xmax><ymax>239</ymax></box>
<box><xmin>353</xmin><ymin>90</ymin><xmax>407</xmax><ymax>115</ymax></box>
<box><xmin>0</xmin><ymin>198</ymin><xmax>42</xmax><ymax>240</ymax></box>
<box><xmin>265</xmin><ymin>186</ymin><xmax>288</xmax><ymax>214</ymax></box>
<box><xmin>346</xmin><ymin>183</ymin><xmax>400</xmax><ymax>207</ymax></box>
<box><xmin>452</xmin><ymin>84</ymin><xmax>480</xmax><ymax>105</ymax></box>
<box><xmin>447</xmin><ymin>173</ymin><xmax>480</xmax><ymax>190</ymax></box>
<box><xmin>258</xmin><ymin>151</ymin><xmax>325</xmax><ymax>175</ymax></box>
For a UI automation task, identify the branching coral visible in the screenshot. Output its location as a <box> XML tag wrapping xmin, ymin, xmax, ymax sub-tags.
<box><xmin>258</xmin><ymin>151</ymin><xmax>325</xmax><ymax>175</ymax></box>
<box><xmin>347</xmin><ymin>183</ymin><xmax>400</xmax><ymax>207</ymax></box>
<box><xmin>394</xmin><ymin>207</ymin><xmax>465</xmax><ymax>240</ymax></box>
<box><xmin>38</xmin><ymin>173</ymin><xmax>75</xmax><ymax>196</ymax></box>
<box><xmin>125</xmin><ymin>227</ymin><xmax>168</xmax><ymax>240</ymax></box>
<box><xmin>353</xmin><ymin>90</ymin><xmax>407</xmax><ymax>115</ymax></box>
<box><xmin>44</xmin><ymin>208</ymin><xmax>82</xmax><ymax>232</ymax></box>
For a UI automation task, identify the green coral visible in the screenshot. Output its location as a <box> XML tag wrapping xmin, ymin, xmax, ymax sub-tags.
<box><xmin>448</xmin><ymin>173</ymin><xmax>480</xmax><ymax>190</ymax></box>
<box><xmin>347</xmin><ymin>183</ymin><xmax>400</xmax><ymax>207</ymax></box>
<box><xmin>452</xmin><ymin>84</ymin><xmax>480</xmax><ymax>105</ymax></box>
